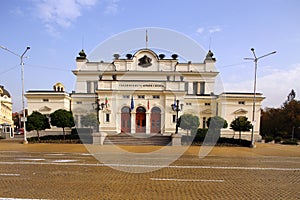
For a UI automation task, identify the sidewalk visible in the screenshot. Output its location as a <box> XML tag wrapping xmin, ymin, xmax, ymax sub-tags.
<box><xmin>0</xmin><ymin>140</ymin><xmax>299</xmax><ymax>157</ymax></box>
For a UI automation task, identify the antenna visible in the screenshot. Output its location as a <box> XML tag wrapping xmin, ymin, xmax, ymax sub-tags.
<box><xmin>209</xmin><ymin>36</ymin><xmax>212</xmax><ymax>50</ymax></box>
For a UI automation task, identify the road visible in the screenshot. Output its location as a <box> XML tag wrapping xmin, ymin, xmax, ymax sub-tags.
<box><xmin>0</xmin><ymin>142</ymin><xmax>299</xmax><ymax>199</ymax></box>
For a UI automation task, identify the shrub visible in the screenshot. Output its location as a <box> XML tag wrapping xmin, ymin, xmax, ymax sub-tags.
<box><xmin>264</xmin><ymin>136</ymin><xmax>274</xmax><ymax>143</ymax></box>
<box><xmin>274</xmin><ymin>137</ymin><xmax>282</xmax><ymax>143</ymax></box>
<box><xmin>282</xmin><ymin>139</ymin><xmax>298</xmax><ymax>145</ymax></box>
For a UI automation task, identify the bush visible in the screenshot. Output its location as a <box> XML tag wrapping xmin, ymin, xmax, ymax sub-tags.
<box><xmin>274</xmin><ymin>137</ymin><xmax>282</xmax><ymax>143</ymax></box>
<box><xmin>282</xmin><ymin>139</ymin><xmax>298</xmax><ymax>145</ymax></box>
<box><xmin>264</xmin><ymin>136</ymin><xmax>274</xmax><ymax>143</ymax></box>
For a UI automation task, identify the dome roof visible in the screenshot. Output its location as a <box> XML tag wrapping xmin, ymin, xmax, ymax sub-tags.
<box><xmin>0</xmin><ymin>85</ymin><xmax>11</xmax><ymax>98</ymax></box>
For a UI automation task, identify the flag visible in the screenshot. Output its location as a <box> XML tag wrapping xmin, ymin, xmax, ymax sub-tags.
<box><xmin>105</xmin><ymin>97</ymin><xmax>108</xmax><ymax>108</ymax></box>
<box><xmin>147</xmin><ymin>99</ymin><xmax>150</xmax><ymax>110</ymax></box>
<box><xmin>131</xmin><ymin>96</ymin><xmax>134</xmax><ymax>110</ymax></box>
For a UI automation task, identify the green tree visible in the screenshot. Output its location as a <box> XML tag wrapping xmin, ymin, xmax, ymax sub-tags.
<box><xmin>26</xmin><ymin>111</ymin><xmax>50</xmax><ymax>141</ymax></box>
<box><xmin>81</xmin><ymin>113</ymin><xmax>98</xmax><ymax>133</ymax></box>
<box><xmin>179</xmin><ymin>114</ymin><xmax>200</xmax><ymax>135</ymax></box>
<box><xmin>50</xmin><ymin>109</ymin><xmax>75</xmax><ymax>140</ymax></box>
<box><xmin>207</xmin><ymin>116</ymin><xmax>228</xmax><ymax>129</ymax></box>
<box><xmin>230</xmin><ymin>116</ymin><xmax>252</xmax><ymax>141</ymax></box>
<box><xmin>206</xmin><ymin>116</ymin><xmax>228</xmax><ymax>140</ymax></box>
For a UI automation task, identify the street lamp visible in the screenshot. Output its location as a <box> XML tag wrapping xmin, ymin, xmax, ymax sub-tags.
<box><xmin>171</xmin><ymin>99</ymin><xmax>182</xmax><ymax>134</ymax></box>
<box><xmin>92</xmin><ymin>98</ymin><xmax>107</xmax><ymax>132</ymax></box>
<box><xmin>0</xmin><ymin>45</ymin><xmax>30</xmax><ymax>144</ymax></box>
<box><xmin>244</xmin><ymin>48</ymin><xmax>276</xmax><ymax>148</ymax></box>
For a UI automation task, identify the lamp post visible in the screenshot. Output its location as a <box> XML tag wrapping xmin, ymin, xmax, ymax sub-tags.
<box><xmin>171</xmin><ymin>99</ymin><xmax>181</xmax><ymax>134</ymax></box>
<box><xmin>0</xmin><ymin>45</ymin><xmax>30</xmax><ymax>144</ymax></box>
<box><xmin>244</xmin><ymin>48</ymin><xmax>276</xmax><ymax>148</ymax></box>
<box><xmin>92</xmin><ymin>97</ymin><xmax>107</xmax><ymax>132</ymax></box>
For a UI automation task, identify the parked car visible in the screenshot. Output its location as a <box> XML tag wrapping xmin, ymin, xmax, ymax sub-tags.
<box><xmin>16</xmin><ymin>128</ymin><xmax>24</xmax><ymax>135</ymax></box>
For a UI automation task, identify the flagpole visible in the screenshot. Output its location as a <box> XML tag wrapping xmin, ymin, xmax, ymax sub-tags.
<box><xmin>146</xmin><ymin>30</ymin><xmax>148</xmax><ymax>49</ymax></box>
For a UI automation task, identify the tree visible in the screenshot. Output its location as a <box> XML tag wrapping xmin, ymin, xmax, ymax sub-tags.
<box><xmin>206</xmin><ymin>116</ymin><xmax>228</xmax><ymax>142</ymax></box>
<box><xmin>26</xmin><ymin>111</ymin><xmax>50</xmax><ymax>141</ymax></box>
<box><xmin>179</xmin><ymin>114</ymin><xmax>200</xmax><ymax>135</ymax></box>
<box><xmin>81</xmin><ymin>113</ymin><xmax>98</xmax><ymax>133</ymax></box>
<box><xmin>50</xmin><ymin>109</ymin><xmax>75</xmax><ymax>140</ymax></box>
<box><xmin>230</xmin><ymin>116</ymin><xmax>252</xmax><ymax>141</ymax></box>
<box><xmin>207</xmin><ymin>116</ymin><xmax>228</xmax><ymax>129</ymax></box>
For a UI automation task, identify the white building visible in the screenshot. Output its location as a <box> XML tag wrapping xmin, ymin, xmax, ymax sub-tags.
<box><xmin>0</xmin><ymin>85</ymin><xmax>13</xmax><ymax>137</ymax></box>
<box><xmin>71</xmin><ymin>48</ymin><xmax>264</xmax><ymax>141</ymax></box>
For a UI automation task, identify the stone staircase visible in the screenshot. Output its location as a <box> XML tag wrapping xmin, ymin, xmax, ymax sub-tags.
<box><xmin>103</xmin><ymin>134</ymin><xmax>172</xmax><ymax>146</ymax></box>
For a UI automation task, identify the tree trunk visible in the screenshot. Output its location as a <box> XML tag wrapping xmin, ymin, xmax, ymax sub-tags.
<box><xmin>37</xmin><ymin>130</ymin><xmax>40</xmax><ymax>141</ymax></box>
<box><xmin>63</xmin><ymin>127</ymin><xmax>65</xmax><ymax>140</ymax></box>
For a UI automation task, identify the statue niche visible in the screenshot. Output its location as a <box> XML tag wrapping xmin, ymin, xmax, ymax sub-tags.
<box><xmin>138</xmin><ymin>55</ymin><xmax>152</xmax><ymax>67</ymax></box>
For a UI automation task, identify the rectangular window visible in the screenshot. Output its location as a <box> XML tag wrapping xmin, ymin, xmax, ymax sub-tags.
<box><xmin>87</xmin><ymin>81</ymin><xmax>92</xmax><ymax>93</ymax></box>
<box><xmin>202</xmin><ymin>117</ymin><xmax>206</xmax><ymax>129</ymax></box>
<box><xmin>193</xmin><ymin>82</ymin><xmax>198</xmax><ymax>95</ymax></box>
<box><xmin>76</xmin><ymin>101</ymin><xmax>82</xmax><ymax>104</ymax></box>
<box><xmin>94</xmin><ymin>81</ymin><xmax>98</xmax><ymax>91</ymax></box>
<box><xmin>138</xmin><ymin>95</ymin><xmax>145</xmax><ymax>99</ymax></box>
<box><xmin>185</xmin><ymin>82</ymin><xmax>189</xmax><ymax>93</ymax></box>
<box><xmin>205</xmin><ymin>102</ymin><xmax>211</xmax><ymax>106</ymax></box>
<box><xmin>186</xmin><ymin>102</ymin><xmax>192</xmax><ymax>106</ymax></box>
<box><xmin>200</xmin><ymin>82</ymin><xmax>205</xmax><ymax>95</ymax></box>
<box><xmin>106</xmin><ymin>113</ymin><xmax>110</xmax><ymax>122</ymax></box>
<box><xmin>239</xmin><ymin>101</ymin><xmax>245</xmax><ymax>105</ymax></box>
<box><xmin>172</xmin><ymin>115</ymin><xmax>177</xmax><ymax>123</ymax></box>
<box><xmin>153</xmin><ymin>95</ymin><xmax>160</xmax><ymax>99</ymax></box>
<box><xmin>123</xmin><ymin>95</ymin><xmax>130</xmax><ymax>99</ymax></box>
<box><xmin>43</xmin><ymin>99</ymin><xmax>49</xmax><ymax>102</ymax></box>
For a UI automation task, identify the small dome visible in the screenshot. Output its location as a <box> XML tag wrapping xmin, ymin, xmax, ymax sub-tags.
<box><xmin>53</xmin><ymin>82</ymin><xmax>65</xmax><ymax>92</ymax></box>
<box><xmin>0</xmin><ymin>85</ymin><xmax>11</xmax><ymax>98</ymax></box>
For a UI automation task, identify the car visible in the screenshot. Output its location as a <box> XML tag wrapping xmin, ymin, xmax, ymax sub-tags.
<box><xmin>16</xmin><ymin>128</ymin><xmax>24</xmax><ymax>135</ymax></box>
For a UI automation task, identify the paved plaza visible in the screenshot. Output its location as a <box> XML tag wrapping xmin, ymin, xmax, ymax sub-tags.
<box><xmin>0</xmin><ymin>141</ymin><xmax>299</xmax><ymax>199</ymax></box>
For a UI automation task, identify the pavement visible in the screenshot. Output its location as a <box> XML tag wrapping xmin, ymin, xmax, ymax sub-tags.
<box><xmin>0</xmin><ymin>140</ymin><xmax>299</xmax><ymax>199</ymax></box>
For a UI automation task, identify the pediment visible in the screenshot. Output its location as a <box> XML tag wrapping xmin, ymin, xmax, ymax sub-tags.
<box><xmin>39</xmin><ymin>106</ymin><xmax>51</xmax><ymax>112</ymax></box>
<box><xmin>233</xmin><ymin>108</ymin><xmax>248</xmax><ymax>115</ymax></box>
<box><xmin>201</xmin><ymin>109</ymin><xmax>213</xmax><ymax>114</ymax></box>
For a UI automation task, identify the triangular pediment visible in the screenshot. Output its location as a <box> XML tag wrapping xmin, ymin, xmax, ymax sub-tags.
<box><xmin>201</xmin><ymin>109</ymin><xmax>213</xmax><ymax>114</ymax></box>
<box><xmin>233</xmin><ymin>108</ymin><xmax>248</xmax><ymax>115</ymax></box>
<box><xmin>39</xmin><ymin>106</ymin><xmax>51</xmax><ymax>112</ymax></box>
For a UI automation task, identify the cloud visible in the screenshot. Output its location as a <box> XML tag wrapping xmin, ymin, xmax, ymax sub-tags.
<box><xmin>33</xmin><ymin>0</ymin><xmax>99</xmax><ymax>36</ymax></box>
<box><xmin>196</xmin><ymin>27</ymin><xmax>204</xmax><ymax>34</ymax></box>
<box><xmin>104</xmin><ymin>0</ymin><xmax>120</xmax><ymax>15</ymax></box>
<box><xmin>208</xmin><ymin>26</ymin><xmax>222</xmax><ymax>34</ymax></box>
<box><xmin>196</xmin><ymin>26</ymin><xmax>222</xmax><ymax>35</ymax></box>
<box><xmin>223</xmin><ymin>63</ymin><xmax>300</xmax><ymax>108</ymax></box>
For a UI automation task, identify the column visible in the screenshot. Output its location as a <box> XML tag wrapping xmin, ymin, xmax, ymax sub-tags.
<box><xmin>131</xmin><ymin>112</ymin><xmax>136</xmax><ymax>134</ymax></box>
<box><xmin>146</xmin><ymin>111</ymin><xmax>151</xmax><ymax>134</ymax></box>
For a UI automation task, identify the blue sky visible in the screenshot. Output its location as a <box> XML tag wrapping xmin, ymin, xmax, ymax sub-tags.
<box><xmin>1</xmin><ymin>0</ymin><xmax>300</xmax><ymax>111</ymax></box>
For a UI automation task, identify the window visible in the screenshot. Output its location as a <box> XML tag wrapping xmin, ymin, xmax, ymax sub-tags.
<box><xmin>167</xmin><ymin>76</ymin><xmax>170</xmax><ymax>81</ymax></box>
<box><xmin>205</xmin><ymin>102</ymin><xmax>211</xmax><ymax>106</ymax></box>
<box><xmin>172</xmin><ymin>115</ymin><xmax>177</xmax><ymax>123</ymax></box>
<box><xmin>186</xmin><ymin>102</ymin><xmax>192</xmax><ymax>106</ymax></box>
<box><xmin>180</xmin><ymin>76</ymin><xmax>184</xmax><ymax>81</ymax></box>
<box><xmin>202</xmin><ymin>117</ymin><xmax>206</xmax><ymax>129</ymax></box>
<box><xmin>185</xmin><ymin>82</ymin><xmax>189</xmax><ymax>93</ymax></box>
<box><xmin>105</xmin><ymin>113</ymin><xmax>110</xmax><ymax>122</ymax></box>
<box><xmin>239</xmin><ymin>101</ymin><xmax>245</xmax><ymax>105</ymax></box>
<box><xmin>138</xmin><ymin>95</ymin><xmax>145</xmax><ymax>99</ymax></box>
<box><xmin>123</xmin><ymin>95</ymin><xmax>130</xmax><ymax>99</ymax></box>
<box><xmin>153</xmin><ymin>95</ymin><xmax>160</xmax><ymax>99</ymax></box>
<box><xmin>43</xmin><ymin>99</ymin><xmax>49</xmax><ymax>102</ymax></box>
<box><xmin>200</xmin><ymin>82</ymin><xmax>205</xmax><ymax>95</ymax></box>
<box><xmin>87</xmin><ymin>81</ymin><xmax>92</xmax><ymax>93</ymax></box>
<box><xmin>76</xmin><ymin>101</ymin><xmax>82</xmax><ymax>104</ymax></box>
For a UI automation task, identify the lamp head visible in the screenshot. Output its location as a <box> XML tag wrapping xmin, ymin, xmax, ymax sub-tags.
<box><xmin>26</xmin><ymin>46</ymin><xmax>30</xmax><ymax>50</ymax></box>
<box><xmin>251</xmin><ymin>48</ymin><xmax>255</xmax><ymax>52</ymax></box>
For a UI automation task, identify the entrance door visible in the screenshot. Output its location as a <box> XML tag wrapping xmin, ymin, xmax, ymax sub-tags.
<box><xmin>136</xmin><ymin>107</ymin><xmax>146</xmax><ymax>133</ymax></box>
<box><xmin>151</xmin><ymin>107</ymin><xmax>161</xmax><ymax>133</ymax></box>
<box><xmin>121</xmin><ymin>107</ymin><xmax>131</xmax><ymax>133</ymax></box>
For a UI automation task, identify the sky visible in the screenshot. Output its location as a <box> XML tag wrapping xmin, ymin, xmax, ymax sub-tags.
<box><xmin>1</xmin><ymin>0</ymin><xmax>300</xmax><ymax>112</ymax></box>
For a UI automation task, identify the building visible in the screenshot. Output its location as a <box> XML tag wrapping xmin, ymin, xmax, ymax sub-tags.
<box><xmin>0</xmin><ymin>85</ymin><xmax>13</xmax><ymax>137</ymax></box>
<box><xmin>71</xmin><ymin>48</ymin><xmax>264</xmax><ymax>141</ymax></box>
<box><xmin>25</xmin><ymin>82</ymin><xmax>72</xmax><ymax>136</ymax></box>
